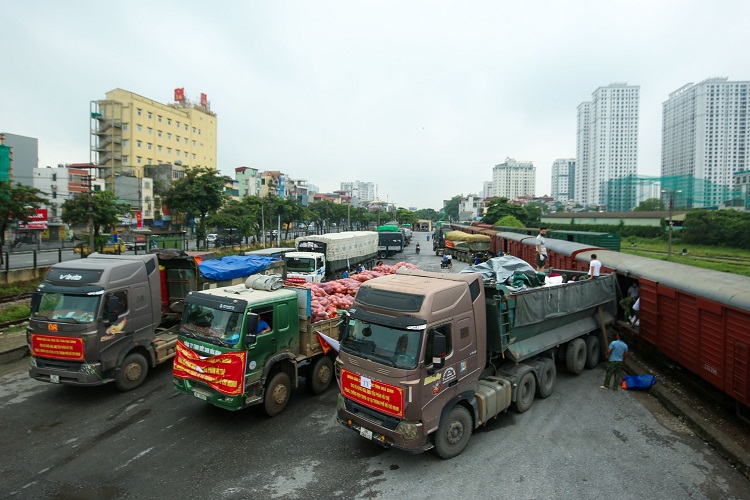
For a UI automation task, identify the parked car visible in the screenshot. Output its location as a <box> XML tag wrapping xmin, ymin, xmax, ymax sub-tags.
<box><xmin>206</xmin><ymin>234</ymin><xmax>218</xmax><ymax>243</ymax></box>
<box><xmin>123</xmin><ymin>236</ymin><xmax>146</xmax><ymax>251</ymax></box>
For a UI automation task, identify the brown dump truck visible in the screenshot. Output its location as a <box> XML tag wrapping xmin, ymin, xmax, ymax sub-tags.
<box><xmin>336</xmin><ymin>266</ymin><xmax>617</xmax><ymax>458</ymax></box>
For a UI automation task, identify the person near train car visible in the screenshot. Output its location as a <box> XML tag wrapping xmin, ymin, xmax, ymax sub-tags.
<box><xmin>620</xmin><ymin>282</ymin><xmax>639</xmax><ymax>320</ymax></box>
<box><xmin>535</xmin><ymin>227</ymin><xmax>548</xmax><ymax>272</ymax></box>
<box><xmin>601</xmin><ymin>332</ymin><xmax>629</xmax><ymax>391</ymax></box>
<box><xmin>588</xmin><ymin>254</ymin><xmax>602</xmax><ymax>278</ymax></box>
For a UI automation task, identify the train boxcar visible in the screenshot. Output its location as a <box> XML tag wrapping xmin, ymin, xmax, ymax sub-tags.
<box><xmin>496</xmin><ymin>232</ymin><xmax>535</xmax><ymax>259</ymax></box>
<box><xmin>542</xmin><ymin>239</ymin><xmax>601</xmax><ymax>271</ymax></box>
<box><xmin>549</xmin><ymin>230</ymin><xmax>621</xmax><ymax>252</ymax></box>
<box><xmin>572</xmin><ymin>250</ymin><xmax>750</xmax><ymax>412</ymax></box>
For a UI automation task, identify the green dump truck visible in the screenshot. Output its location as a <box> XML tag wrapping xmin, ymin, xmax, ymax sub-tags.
<box><xmin>444</xmin><ymin>230</ymin><xmax>491</xmax><ymax>263</ymax></box>
<box><xmin>173</xmin><ymin>279</ymin><xmax>341</xmax><ymax>415</ymax></box>
<box><xmin>336</xmin><ymin>267</ymin><xmax>616</xmax><ymax>458</ymax></box>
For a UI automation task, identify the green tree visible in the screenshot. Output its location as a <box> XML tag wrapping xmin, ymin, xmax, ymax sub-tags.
<box><xmin>395</xmin><ymin>208</ymin><xmax>417</xmax><ymax>226</ymax></box>
<box><xmin>495</xmin><ymin>215</ymin><xmax>524</xmax><ymax>228</ymax></box>
<box><xmin>443</xmin><ymin>195</ymin><xmax>461</xmax><ymax>222</ymax></box>
<box><xmin>61</xmin><ymin>190</ymin><xmax>130</xmax><ymax>252</ymax></box>
<box><xmin>481</xmin><ymin>198</ymin><xmax>530</xmax><ymax>226</ymax></box>
<box><xmin>165</xmin><ymin>167</ymin><xmax>231</xmax><ymax>246</ymax></box>
<box><xmin>633</xmin><ymin>198</ymin><xmax>665</xmax><ymax>212</ymax></box>
<box><xmin>0</xmin><ymin>181</ymin><xmax>46</xmax><ymax>264</ymax></box>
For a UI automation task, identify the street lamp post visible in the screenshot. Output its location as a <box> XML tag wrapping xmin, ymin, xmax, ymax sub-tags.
<box><xmin>661</xmin><ymin>189</ymin><xmax>682</xmax><ymax>258</ymax></box>
<box><xmin>346</xmin><ymin>188</ymin><xmax>357</xmax><ymax>231</ymax></box>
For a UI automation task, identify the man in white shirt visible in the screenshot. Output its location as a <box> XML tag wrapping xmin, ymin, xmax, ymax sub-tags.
<box><xmin>588</xmin><ymin>254</ymin><xmax>602</xmax><ymax>278</ymax></box>
<box><xmin>535</xmin><ymin>228</ymin><xmax>547</xmax><ymax>272</ymax></box>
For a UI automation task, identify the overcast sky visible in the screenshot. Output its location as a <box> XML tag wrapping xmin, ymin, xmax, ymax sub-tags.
<box><xmin>3</xmin><ymin>1</ymin><xmax>749</xmax><ymax>210</ymax></box>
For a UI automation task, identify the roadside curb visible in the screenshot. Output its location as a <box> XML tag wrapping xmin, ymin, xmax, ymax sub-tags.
<box><xmin>624</xmin><ymin>355</ymin><xmax>750</xmax><ymax>480</ymax></box>
<box><xmin>0</xmin><ymin>331</ymin><xmax>27</xmax><ymax>366</ymax></box>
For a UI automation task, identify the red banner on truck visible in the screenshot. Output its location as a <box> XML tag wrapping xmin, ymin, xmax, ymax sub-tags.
<box><xmin>173</xmin><ymin>340</ymin><xmax>246</xmax><ymax>396</ymax></box>
<box><xmin>30</xmin><ymin>334</ymin><xmax>84</xmax><ymax>361</ymax></box>
<box><xmin>341</xmin><ymin>368</ymin><xmax>404</xmax><ymax>418</ymax></box>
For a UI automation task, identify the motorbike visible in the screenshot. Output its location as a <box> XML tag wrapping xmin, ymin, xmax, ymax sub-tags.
<box><xmin>415</xmin><ymin>244</ymin><xmax>420</xmax><ymax>254</ymax></box>
<box><xmin>440</xmin><ymin>259</ymin><xmax>452</xmax><ymax>269</ymax></box>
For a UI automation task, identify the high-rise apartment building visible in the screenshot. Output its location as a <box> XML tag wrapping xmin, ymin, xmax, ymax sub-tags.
<box><xmin>492</xmin><ymin>158</ymin><xmax>535</xmax><ymax>199</ymax></box>
<box><xmin>662</xmin><ymin>77</ymin><xmax>749</xmax><ymax>208</ymax></box>
<box><xmin>550</xmin><ymin>159</ymin><xmax>576</xmax><ymax>203</ymax></box>
<box><xmin>575</xmin><ymin>83</ymin><xmax>640</xmax><ymax>209</ymax></box>
<box><xmin>90</xmin><ymin>88</ymin><xmax>218</xmax><ymax>187</ymax></box>
<box><xmin>0</xmin><ymin>132</ymin><xmax>38</xmax><ymax>186</ymax></box>
<box><xmin>341</xmin><ymin>181</ymin><xmax>376</xmax><ymax>202</ymax></box>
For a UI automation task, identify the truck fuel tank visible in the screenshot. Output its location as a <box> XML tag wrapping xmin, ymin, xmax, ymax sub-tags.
<box><xmin>475</xmin><ymin>376</ymin><xmax>512</xmax><ymax>423</ymax></box>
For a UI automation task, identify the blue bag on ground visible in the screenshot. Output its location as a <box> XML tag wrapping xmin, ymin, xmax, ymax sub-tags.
<box><xmin>622</xmin><ymin>374</ymin><xmax>657</xmax><ymax>390</ymax></box>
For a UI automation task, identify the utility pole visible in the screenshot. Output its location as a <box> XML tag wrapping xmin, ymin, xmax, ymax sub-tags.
<box><xmin>661</xmin><ymin>189</ymin><xmax>682</xmax><ymax>258</ymax></box>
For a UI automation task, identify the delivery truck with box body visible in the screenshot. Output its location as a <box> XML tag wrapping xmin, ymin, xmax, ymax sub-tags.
<box><xmin>285</xmin><ymin>231</ymin><xmax>379</xmax><ymax>283</ymax></box>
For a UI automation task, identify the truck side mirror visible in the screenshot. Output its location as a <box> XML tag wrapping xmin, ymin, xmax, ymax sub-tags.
<box><xmin>30</xmin><ymin>291</ymin><xmax>41</xmax><ymax>314</ymax></box>
<box><xmin>245</xmin><ymin>313</ymin><xmax>259</xmax><ymax>346</ymax></box>
<box><xmin>427</xmin><ymin>332</ymin><xmax>447</xmax><ymax>374</ymax></box>
<box><xmin>105</xmin><ymin>295</ymin><xmax>120</xmax><ymax>323</ymax></box>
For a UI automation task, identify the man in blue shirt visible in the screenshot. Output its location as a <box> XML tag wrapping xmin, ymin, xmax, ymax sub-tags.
<box><xmin>601</xmin><ymin>332</ymin><xmax>628</xmax><ymax>391</ymax></box>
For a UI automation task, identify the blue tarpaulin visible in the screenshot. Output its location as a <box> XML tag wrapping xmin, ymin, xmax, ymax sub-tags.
<box><xmin>199</xmin><ymin>255</ymin><xmax>278</xmax><ymax>281</ymax></box>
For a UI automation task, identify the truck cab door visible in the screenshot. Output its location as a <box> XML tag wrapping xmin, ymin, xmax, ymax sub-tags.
<box><xmin>420</xmin><ymin>323</ymin><xmax>463</xmax><ymax>433</ymax></box>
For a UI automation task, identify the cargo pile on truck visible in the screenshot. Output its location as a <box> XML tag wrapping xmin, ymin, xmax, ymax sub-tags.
<box><xmin>27</xmin><ymin>251</ymin><xmax>283</xmax><ymax>391</ymax></box>
<box><xmin>303</xmin><ymin>262</ymin><xmax>420</xmax><ymax>322</ymax></box>
<box><xmin>336</xmin><ymin>257</ymin><xmax>616</xmax><ymax>458</ymax></box>
<box><xmin>286</xmin><ymin>231</ymin><xmax>379</xmax><ymax>282</ymax></box>
<box><xmin>444</xmin><ymin>230</ymin><xmax>491</xmax><ymax>263</ymax></box>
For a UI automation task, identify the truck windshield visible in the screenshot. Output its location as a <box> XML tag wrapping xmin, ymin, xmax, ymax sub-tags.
<box><xmin>285</xmin><ymin>256</ymin><xmax>316</xmax><ymax>272</ymax></box>
<box><xmin>340</xmin><ymin>319</ymin><xmax>422</xmax><ymax>370</ymax></box>
<box><xmin>180</xmin><ymin>303</ymin><xmax>242</xmax><ymax>348</ymax></box>
<box><xmin>31</xmin><ymin>292</ymin><xmax>100</xmax><ymax>324</ymax></box>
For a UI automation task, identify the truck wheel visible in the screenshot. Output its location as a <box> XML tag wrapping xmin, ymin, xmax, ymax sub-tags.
<box><xmin>378</xmin><ymin>251</ymin><xmax>387</xmax><ymax>259</ymax></box>
<box><xmin>584</xmin><ymin>336</ymin><xmax>601</xmax><ymax>369</ymax></box>
<box><xmin>537</xmin><ymin>358</ymin><xmax>556</xmax><ymax>399</ymax></box>
<box><xmin>308</xmin><ymin>356</ymin><xmax>333</xmax><ymax>395</ymax></box>
<box><xmin>513</xmin><ymin>371</ymin><xmax>536</xmax><ymax>413</ymax></box>
<box><xmin>263</xmin><ymin>372</ymin><xmax>292</xmax><ymax>417</ymax></box>
<box><xmin>433</xmin><ymin>405</ymin><xmax>472</xmax><ymax>459</ymax></box>
<box><xmin>566</xmin><ymin>338</ymin><xmax>587</xmax><ymax>374</ymax></box>
<box><xmin>115</xmin><ymin>353</ymin><xmax>149</xmax><ymax>391</ymax></box>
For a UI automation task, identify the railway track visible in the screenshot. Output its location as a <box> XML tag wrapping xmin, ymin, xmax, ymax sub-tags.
<box><xmin>0</xmin><ymin>317</ymin><xmax>28</xmax><ymax>331</ymax></box>
<box><xmin>0</xmin><ymin>293</ymin><xmax>32</xmax><ymax>305</ymax></box>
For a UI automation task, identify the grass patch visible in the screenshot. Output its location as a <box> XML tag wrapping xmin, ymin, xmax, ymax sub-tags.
<box><xmin>0</xmin><ymin>303</ymin><xmax>31</xmax><ymax>324</ymax></box>
<box><xmin>0</xmin><ymin>278</ymin><xmax>44</xmax><ymax>297</ymax></box>
<box><xmin>622</xmin><ymin>238</ymin><xmax>750</xmax><ymax>276</ymax></box>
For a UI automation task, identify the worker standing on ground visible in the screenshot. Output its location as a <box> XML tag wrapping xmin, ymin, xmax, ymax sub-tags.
<box><xmin>535</xmin><ymin>227</ymin><xmax>547</xmax><ymax>272</ymax></box>
<box><xmin>601</xmin><ymin>332</ymin><xmax>629</xmax><ymax>391</ymax></box>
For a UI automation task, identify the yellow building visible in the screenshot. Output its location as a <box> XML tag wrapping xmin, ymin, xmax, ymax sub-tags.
<box><xmin>90</xmin><ymin>88</ymin><xmax>218</xmax><ymax>181</ymax></box>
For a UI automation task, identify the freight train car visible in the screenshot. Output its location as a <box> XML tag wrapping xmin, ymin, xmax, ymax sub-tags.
<box><xmin>484</xmin><ymin>230</ymin><xmax>750</xmax><ymax>413</ymax></box>
<box><xmin>572</xmin><ymin>250</ymin><xmax>750</xmax><ymax>413</ymax></box>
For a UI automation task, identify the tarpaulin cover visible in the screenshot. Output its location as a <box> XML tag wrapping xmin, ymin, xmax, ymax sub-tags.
<box><xmin>198</xmin><ymin>255</ymin><xmax>278</xmax><ymax>281</ymax></box>
<box><xmin>295</xmin><ymin>232</ymin><xmax>379</xmax><ymax>261</ymax></box>
<box><xmin>460</xmin><ymin>255</ymin><xmax>537</xmax><ymax>284</ymax></box>
<box><xmin>512</xmin><ymin>275</ymin><xmax>617</xmax><ymax>327</ymax></box>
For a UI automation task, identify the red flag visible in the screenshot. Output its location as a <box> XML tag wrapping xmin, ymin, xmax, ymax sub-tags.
<box><xmin>317</xmin><ymin>331</ymin><xmax>340</xmax><ymax>354</ymax></box>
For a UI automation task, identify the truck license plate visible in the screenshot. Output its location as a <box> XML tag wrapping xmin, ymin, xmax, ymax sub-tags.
<box><xmin>194</xmin><ymin>391</ymin><xmax>207</xmax><ymax>401</ymax></box>
<box><xmin>50</xmin><ymin>375</ymin><xmax>60</xmax><ymax>384</ymax></box>
<box><xmin>359</xmin><ymin>427</ymin><xmax>373</xmax><ymax>440</ymax></box>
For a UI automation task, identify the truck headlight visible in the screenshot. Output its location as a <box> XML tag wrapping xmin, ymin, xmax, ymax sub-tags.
<box><xmin>30</xmin><ymin>357</ymin><xmax>37</xmax><ymax>368</ymax></box>
<box><xmin>395</xmin><ymin>420</ymin><xmax>419</xmax><ymax>440</ymax></box>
